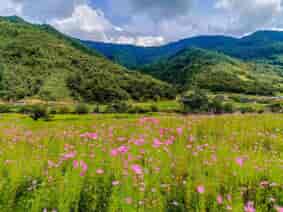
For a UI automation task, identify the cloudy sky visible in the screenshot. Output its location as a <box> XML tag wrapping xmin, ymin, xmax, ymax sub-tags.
<box><xmin>1</xmin><ymin>0</ymin><xmax>283</xmax><ymax>46</ymax></box>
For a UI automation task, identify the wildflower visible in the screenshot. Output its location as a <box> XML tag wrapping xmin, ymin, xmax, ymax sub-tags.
<box><xmin>244</xmin><ymin>201</ymin><xmax>255</xmax><ymax>212</ymax></box>
<box><xmin>62</xmin><ymin>151</ymin><xmax>76</xmax><ymax>160</ymax></box>
<box><xmin>275</xmin><ymin>206</ymin><xmax>283</xmax><ymax>212</ymax></box>
<box><xmin>197</xmin><ymin>185</ymin><xmax>205</xmax><ymax>194</ymax></box>
<box><xmin>117</xmin><ymin>145</ymin><xmax>129</xmax><ymax>154</ymax></box>
<box><xmin>131</xmin><ymin>164</ymin><xmax>143</xmax><ymax>175</ymax></box>
<box><xmin>236</xmin><ymin>157</ymin><xmax>245</xmax><ymax>167</ymax></box>
<box><xmin>217</xmin><ymin>195</ymin><xmax>223</xmax><ymax>205</ymax></box>
<box><xmin>153</xmin><ymin>138</ymin><xmax>163</xmax><ymax>148</ymax></box>
<box><xmin>125</xmin><ymin>197</ymin><xmax>133</xmax><ymax>204</ymax></box>
<box><xmin>96</xmin><ymin>168</ymin><xmax>104</xmax><ymax>175</ymax></box>
<box><xmin>73</xmin><ymin>160</ymin><xmax>79</xmax><ymax>168</ymax></box>
<box><xmin>110</xmin><ymin>149</ymin><xmax>119</xmax><ymax>157</ymax></box>
<box><xmin>80</xmin><ymin>161</ymin><xmax>88</xmax><ymax>176</ymax></box>
<box><xmin>112</xmin><ymin>180</ymin><xmax>120</xmax><ymax>186</ymax></box>
<box><xmin>177</xmin><ymin>127</ymin><xmax>183</xmax><ymax>135</ymax></box>
<box><xmin>80</xmin><ymin>132</ymin><xmax>98</xmax><ymax>140</ymax></box>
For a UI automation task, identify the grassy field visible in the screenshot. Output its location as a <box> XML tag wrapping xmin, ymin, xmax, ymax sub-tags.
<box><xmin>0</xmin><ymin>113</ymin><xmax>282</xmax><ymax>211</ymax></box>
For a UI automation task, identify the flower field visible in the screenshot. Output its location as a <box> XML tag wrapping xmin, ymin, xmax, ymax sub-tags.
<box><xmin>0</xmin><ymin>113</ymin><xmax>282</xmax><ymax>211</ymax></box>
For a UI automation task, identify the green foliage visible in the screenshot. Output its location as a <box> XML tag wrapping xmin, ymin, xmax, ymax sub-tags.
<box><xmin>181</xmin><ymin>89</ymin><xmax>210</xmax><ymax>113</ymax></box>
<box><xmin>0</xmin><ymin>17</ymin><xmax>175</xmax><ymax>102</ymax></box>
<box><xmin>105</xmin><ymin>101</ymin><xmax>131</xmax><ymax>113</ymax></box>
<box><xmin>0</xmin><ymin>104</ymin><xmax>11</xmax><ymax>113</ymax></box>
<box><xmin>74</xmin><ymin>103</ymin><xmax>89</xmax><ymax>114</ymax></box>
<box><xmin>143</xmin><ymin>48</ymin><xmax>283</xmax><ymax>95</ymax></box>
<box><xmin>268</xmin><ymin>102</ymin><xmax>283</xmax><ymax>113</ymax></box>
<box><xmin>84</xmin><ymin>30</ymin><xmax>283</xmax><ymax>70</ymax></box>
<box><xmin>181</xmin><ymin>91</ymin><xmax>236</xmax><ymax>114</ymax></box>
<box><xmin>29</xmin><ymin>105</ymin><xmax>51</xmax><ymax>121</ymax></box>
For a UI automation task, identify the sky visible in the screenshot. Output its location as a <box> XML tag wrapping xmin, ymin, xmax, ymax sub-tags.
<box><xmin>1</xmin><ymin>0</ymin><xmax>283</xmax><ymax>46</ymax></box>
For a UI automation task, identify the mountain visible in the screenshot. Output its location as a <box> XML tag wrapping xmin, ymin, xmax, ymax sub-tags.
<box><xmin>82</xmin><ymin>36</ymin><xmax>237</xmax><ymax>68</ymax></box>
<box><xmin>142</xmin><ymin>48</ymin><xmax>283</xmax><ymax>96</ymax></box>
<box><xmin>82</xmin><ymin>31</ymin><xmax>283</xmax><ymax>68</ymax></box>
<box><xmin>0</xmin><ymin>16</ymin><xmax>175</xmax><ymax>102</ymax></box>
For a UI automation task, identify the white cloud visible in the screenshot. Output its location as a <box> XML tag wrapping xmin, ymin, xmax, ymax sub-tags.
<box><xmin>2</xmin><ymin>0</ymin><xmax>283</xmax><ymax>46</ymax></box>
<box><xmin>51</xmin><ymin>4</ymin><xmax>164</xmax><ymax>46</ymax></box>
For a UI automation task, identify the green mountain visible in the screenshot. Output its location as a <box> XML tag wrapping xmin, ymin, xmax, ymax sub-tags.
<box><xmin>0</xmin><ymin>16</ymin><xmax>175</xmax><ymax>102</ymax></box>
<box><xmin>82</xmin><ymin>31</ymin><xmax>283</xmax><ymax>68</ymax></box>
<box><xmin>142</xmin><ymin>48</ymin><xmax>283</xmax><ymax>96</ymax></box>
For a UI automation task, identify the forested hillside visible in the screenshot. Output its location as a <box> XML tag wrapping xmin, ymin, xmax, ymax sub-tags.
<box><xmin>142</xmin><ymin>48</ymin><xmax>283</xmax><ymax>95</ymax></box>
<box><xmin>0</xmin><ymin>16</ymin><xmax>175</xmax><ymax>102</ymax></box>
<box><xmin>83</xmin><ymin>31</ymin><xmax>283</xmax><ymax>69</ymax></box>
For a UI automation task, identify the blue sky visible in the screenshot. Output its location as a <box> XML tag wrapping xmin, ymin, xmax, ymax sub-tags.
<box><xmin>1</xmin><ymin>0</ymin><xmax>283</xmax><ymax>46</ymax></box>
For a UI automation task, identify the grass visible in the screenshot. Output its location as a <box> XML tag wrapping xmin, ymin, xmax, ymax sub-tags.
<box><xmin>0</xmin><ymin>113</ymin><xmax>282</xmax><ymax>211</ymax></box>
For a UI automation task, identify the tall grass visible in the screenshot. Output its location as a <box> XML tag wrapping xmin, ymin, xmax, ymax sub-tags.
<box><xmin>0</xmin><ymin>113</ymin><xmax>282</xmax><ymax>211</ymax></box>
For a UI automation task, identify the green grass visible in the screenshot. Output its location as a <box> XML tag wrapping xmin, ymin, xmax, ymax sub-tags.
<box><xmin>0</xmin><ymin>113</ymin><xmax>282</xmax><ymax>211</ymax></box>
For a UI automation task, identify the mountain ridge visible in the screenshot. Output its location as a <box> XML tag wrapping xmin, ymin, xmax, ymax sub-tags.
<box><xmin>82</xmin><ymin>30</ymin><xmax>283</xmax><ymax>68</ymax></box>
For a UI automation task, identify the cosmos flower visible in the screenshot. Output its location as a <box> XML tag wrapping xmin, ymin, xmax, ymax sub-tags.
<box><xmin>217</xmin><ymin>195</ymin><xmax>223</xmax><ymax>205</ymax></box>
<box><xmin>244</xmin><ymin>201</ymin><xmax>255</xmax><ymax>212</ymax></box>
<box><xmin>197</xmin><ymin>185</ymin><xmax>205</xmax><ymax>194</ymax></box>
<box><xmin>131</xmin><ymin>164</ymin><xmax>143</xmax><ymax>175</ymax></box>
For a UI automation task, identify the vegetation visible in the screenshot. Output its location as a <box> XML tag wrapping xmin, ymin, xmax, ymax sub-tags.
<box><xmin>0</xmin><ymin>16</ymin><xmax>175</xmax><ymax>102</ymax></box>
<box><xmin>143</xmin><ymin>48</ymin><xmax>283</xmax><ymax>95</ymax></box>
<box><xmin>28</xmin><ymin>104</ymin><xmax>51</xmax><ymax>121</ymax></box>
<box><xmin>84</xmin><ymin>30</ymin><xmax>283</xmax><ymax>69</ymax></box>
<box><xmin>0</xmin><ymin>114</ymin><xmax>282</xmax><ymax>211</ymax></box>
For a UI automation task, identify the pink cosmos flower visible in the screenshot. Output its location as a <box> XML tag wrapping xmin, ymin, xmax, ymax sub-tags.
<box><xmin>73</xmin><ymin>160</ymin><xmax>79</xmax><ymax>168</ymax></box>
<box><xmin>164</xmin><ymin>139</ymin><xmax>174</xmax><ymax>145</ymax></box>
<box><xmin>236</xmin><ymin>157</ymin><xmax>245</xmax><ymax>167</ymax></box>
<box><xmin>79</xmin><ymin>161</ymin><xmax>88</xmax><ymax>176</ymax></box>
<box><xmin>62</xmin><ymin>151</ymin><xmax>76</xmax><ymax>160</ymax></box>
<box><xmin>276</xmin><ymin>206</ymin><xmax>283</xmax><ymax>212</ymax></box>
<box><xmin>153</xmin><ymin>138</ymin><xmax>163</xmax><ymax>148</ymax></box>
<box><xmin>217</xmin><ymin>195</ymin><xmax>223</xmax><ymax>205</ymax></box>
<box><xmin>197</xmin><ymin>185</ymin><xmax>205</xmax><ymax>194</ymax></box>
<box><xmin>96</xmin><ymin>168</ymin><xmax>104</xmax><ymax>175</ymax></box>
<box><xmin>188</xmin><ymin>135</ymin><xmax>195</xmax><ymax>142</ymax></box>
<box><xmin>244</xmin><ymin>201</ymin><xmax>255</xmax><ymax>212</ymax></box>
<box><xmin>110</xmin><ymin>149</ymin><xmax>119</xmax><ymax>157</ymax></box>
<box><xmin>80</xmin><ymin>132</ymin><xmax>98</xmax><ymax>140</ymax></box>
<box><xmin>117</xmin><ymin>145</ymin><xmax>129</xmax><ymax>154</ymax></box>
<box><xmin>131</xmin><ymin>164</ymin><xmax>143</xmax><ymax>175</ymax></box>
<box><xmin>112</xmin><ymin>180</ymin><xmax>120</xmax><ymax>186</ymax></box>
<box><xmin>177</xmin><ymin>127</ymin><xmax>183</xmax><ymax>135</ymax></box>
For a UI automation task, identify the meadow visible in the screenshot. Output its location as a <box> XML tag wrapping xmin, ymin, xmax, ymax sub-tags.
<box><xmin>0</xmin><ymin>113</ymin><xmax>282</xmax><ymax>212</ymax></box>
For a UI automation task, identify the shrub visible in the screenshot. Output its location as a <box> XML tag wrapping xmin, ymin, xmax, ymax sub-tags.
<box><xmin>93</xmin><ymin>104</ymin><xmax>100</xmax><ymax>113</ymax></box>
<box><xmin>223</xmin><ymin>102</ymin><xmax>235</xmax><ymax>113</ymax></box>
<box><xmin>240</xmin><ymin>106</ymin><xmax>256</xmax><ymax>114</ymax></box>
<box><xmin>209</xmin><ymin>97</ymin><xmax>225</xmax><ymax>114</ymax></box>
<box><xmin>181</xmin><ymin>89</ymin><xmax>210</xmax><ymax>113</ymax></box>
<box><xmin>128</xmin><ymin>106</ymin><xmax>150</xmax><ymax>114</ymax></box>
<box><xmin>0</xmin><ymin>105</ymin><xmax>11</xmax><ymax>113</ymax></box>
<box><xmin>29</xmin><ymin>105</ymin><xmax>51</xmax><ymax>121</ymax></box>
<box><xmin>57</xmin><ymin>106</ymin><xmax>72</xmax><ymax>114</ymax></box>
<box><xmin>105</xmin><ymin>101</ymin><xmax>130</xmax><ymax>113</ymax></box>
<box><xmin>268</xmin><ymin>103</ymin><xmax>283</xmax><ymax>113</ymax></box>
<box><xmin>74</xmin><ymin>103</ymin><xmax>89</xmax><ymax>114</ymax></box>
<box><xmin>49</xmin><ymin>107</ymin><xmax>57</xmax><ymax>115</ymax></box>
<box><xmin>17</xmin><ymin>105</ymin><xmax>34</xmax><ymax>114</ymax></box>
<box><xmin>150</xmin><ymin>105</ymin><xmax>159</xmax><ymax>112</ymax></box>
